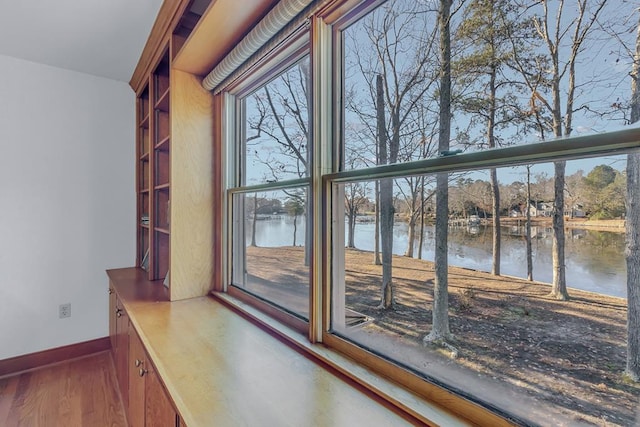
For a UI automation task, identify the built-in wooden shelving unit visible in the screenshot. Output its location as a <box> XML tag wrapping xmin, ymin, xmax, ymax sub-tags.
<box><xmin>136</xmin><ymin>47</ymin><xmax>171</xmax><ymax>285</ymax></box>
<box><xmin>133</xmin><ymin>0</ymin><xmax>215</xmax><ymax>299</ymax></box>
<box><xmin>137</xmin><ymin>85</ymin><xmax>151</xmax><ymax>273</ymax></box>
<box><xmin>152</xmin><ymin>49</ymin><xmax>171</xmax><ymax>283</ymax></box>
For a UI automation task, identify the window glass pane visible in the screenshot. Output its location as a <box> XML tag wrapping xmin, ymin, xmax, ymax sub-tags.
<box><xmin>331</xmin><ymin>157</ymin><xmax>639</xmax><ymax>425</ymax></box>
<box><xmin>341</xmin><ymin>0</ymin><xmax>635</xmax><ymax>171</ymax></box>
<box><xmin>242</xmin><ymin>56</ymin><xmax>310</xmax><ymax>185</ymax></box>
<box><xmin>232</xmin><ymin>187</ymin><xmax>310</xmax><ymax>319</ymax></box>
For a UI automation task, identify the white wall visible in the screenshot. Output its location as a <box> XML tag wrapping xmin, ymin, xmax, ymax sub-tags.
<box><xmin>0</xmin><ymin>54</ymin><xmax>135</xmax><ymax>360</ymax></box>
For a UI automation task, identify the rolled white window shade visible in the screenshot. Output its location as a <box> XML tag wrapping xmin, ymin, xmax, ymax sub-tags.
<box><xmin>202</xmin><ymin>0</ymin><xmax>314</xmax><ymax>92</ymax></box>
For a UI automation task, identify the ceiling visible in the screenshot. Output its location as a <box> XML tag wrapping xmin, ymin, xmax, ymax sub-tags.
<box><xmin>0</xmin><ymin>0</ymin><xmax>165</xmax><ymax>82</ymax></box>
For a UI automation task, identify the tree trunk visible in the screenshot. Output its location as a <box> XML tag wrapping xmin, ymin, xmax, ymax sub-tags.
<box><xmin>404</xmin><ymin>214</ymin><xmax>416</xmax><ymax>257</ymax></box>
<box><xmin>418</xmin><ymin>180</ymin><xmax>426</xmax><ymax>260</ymax></box>
<box><xmin>488</xmin><ymin>62</ymin><xmax>500</xmax><ymax>276</ymax></box>
<box><xmin>626</xmin><ymin>153</ymin><xmax>640</xmax><ymax>381</ymax></box>
<box><xmin>377</xmin><ymin>74</ymin><xmax>394</xmax><ymax>308</ymax></box>
<box><xmin>374</xmin><ymin>180</ymin><xmax>381</xmax><ymax>265</ymax></box>
<box><xmin>526</xmin><ymin>165</ymin><xmax>533</xmax><ymax>281</ymax></box>
<box><xmin>347</xmin><ymin>205</ymin><xmax>356</xmax><ymax>248</ymax></box>
<box><xmin>625</xmin><ymin>12</ymin><xmax>640</xmax><ymax>381</ymax></box>
<box><xmin>425</xmin><ymin>0</ymin><xmax>452</xmax><ymax>342</ymax></box>
<box><xmin>550</xmin><ymin>161</ymin><xmax>569</xmax><ymax>300</ymax></box>
<box><xmin>429</xmin><ymin>173</ymin><xmax>450</xmax><ymax>341</ymax></box>
<box><xmin>292</xmin><ymin>213</ymin><xmax>298</xmax><ymax>246</ymax></box>
<box><xmin>490</xmin><ymin>168</ymin><xmax>500</xmax><ymax>275</ymax></box>
<box><xmin>549</xmin><ymin>39</ymin><xmax>568</xmax><ymax>299</ymax></box>
<box><xmin>379</xmin><ymin>178</ymin><xmax>394</xmax><ymax>309</ymax></box>
<box><xmin>250</xmin><ymin>193</ymin><xmax>258</xmax><ymax>247</ymax></box>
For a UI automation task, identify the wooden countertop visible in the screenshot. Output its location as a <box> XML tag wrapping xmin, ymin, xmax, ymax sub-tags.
<box><xmin>108</xmin><ymin>268</ymin><xmax>466</xmax><ymax>427</ymax></box>
<box><xmin>107</xmin><ymin>267</ymin><xmax>169</xmax><ymax>306</ymax></box>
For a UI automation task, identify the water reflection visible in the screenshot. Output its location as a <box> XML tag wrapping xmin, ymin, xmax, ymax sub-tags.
<box><xmin>442</xmin><ymin>225</ymin><xmax>626</xmax><ymax>298</ymax></box>
<box><xmin>247</xmin><ymin>217</ymin><xmax>627</xmax><ymax>298</ymax></box>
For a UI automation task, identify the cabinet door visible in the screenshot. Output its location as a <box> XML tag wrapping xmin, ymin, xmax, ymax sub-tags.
<box><xmin>145</xmin><ymin>364</ymin><xmax>178</xmax><ymax>427</ymax></box>
<box><xmin>129</xmin><ymin>328</ymin><xmax>147</xmax><ymax>427</ymax></box>
<box><xmin>115</xmin><ymin>300</ymin><xmax>129</xmax><ymax>413</ymax></box>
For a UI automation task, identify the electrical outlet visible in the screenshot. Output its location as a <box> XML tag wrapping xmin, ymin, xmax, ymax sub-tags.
<box><xmin>59</xmin><ymin>303</ymin><xmax>71</xmax><ymax>319</ymax></box>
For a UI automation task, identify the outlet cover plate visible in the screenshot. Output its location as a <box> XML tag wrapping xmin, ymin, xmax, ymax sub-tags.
<box><xmin>59</xmin><ymin>303</ymin><xmax>71</xmax><ymax>319</ymax></box>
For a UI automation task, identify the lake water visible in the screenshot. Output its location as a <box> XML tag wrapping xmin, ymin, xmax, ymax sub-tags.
<box><xmin>247</xmin><ymin>217</ymin><xmax>627</xmax><ymax>298</ymax></box>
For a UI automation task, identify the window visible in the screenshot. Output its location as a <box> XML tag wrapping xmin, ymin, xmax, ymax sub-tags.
<box><xmin>221</xmin><ymin>0</ymin><xmax>640</xmax><ymax>425</ymax></box>
<box><xmin>230</xmin><ymin>187</ymin><xmax>310</xmax><ymax>319</ymax></box>
<box><xmin>227</xmin><ymin>43</ymin><xmax>311</xmax><ymax>324</ymax></box>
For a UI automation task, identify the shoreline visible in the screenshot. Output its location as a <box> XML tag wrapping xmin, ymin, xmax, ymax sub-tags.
<box><xmin>364</xmin><ymin>213</ymin><xmax>627</xmax><ymax>233</ymax></box>
<box><xmin>499</xmin><ymin>217</ymin><xmax>626</xmax><ymax>232</ymax></box>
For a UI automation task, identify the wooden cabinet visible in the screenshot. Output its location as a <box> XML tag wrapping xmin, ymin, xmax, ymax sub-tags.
<box><xmin>113</xmin><ymin>296</ymin><xmax>130</xmax><ymax>412</ymax></box>
<box><xmin>108</xmin><ymin>277</ymin><xmax>179</xmax><ymax>427</ymax></box>
<box><xmin>129</xmin><ymin>328</ymin><xmax>147</xmax><ymax>427</ymax></box>
<box><xmin>128</xmin><ymin>326</ymin><xmax>179</xmax><ymax>427</ymax></box>
<box><xmin>145</xmin><ymin>359</ymin><xmax>179</xmax><ymax>426</ymax></box>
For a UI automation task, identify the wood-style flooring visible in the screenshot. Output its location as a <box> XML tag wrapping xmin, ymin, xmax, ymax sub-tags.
<box><xmin>0</xmin><ymin>351</ymin><xmax>127</xmax><ymax>427</ymax></box>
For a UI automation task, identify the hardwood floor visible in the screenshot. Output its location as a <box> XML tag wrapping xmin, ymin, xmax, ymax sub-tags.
<box><xmin>0</xmin><ymin>351</ymin><xmax>127</xmax><ymax>427</ymax></box>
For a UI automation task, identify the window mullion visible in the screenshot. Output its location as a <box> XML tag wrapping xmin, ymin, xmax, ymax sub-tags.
<box><xmin>309</xmin><ymin>15</ymin><xmax>334</xmax><ymax>343</ymax></box>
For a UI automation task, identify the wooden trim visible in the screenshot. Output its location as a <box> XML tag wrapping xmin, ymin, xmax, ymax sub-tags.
<box><xmin>0</xmin><ymin>337</ymin><xmax>111</xmax><ymax>378</ymax></box>
<box><xmin>168</xmin><ymin>69</ymin><xmax>215</xmax><ymax>300</ymax></box>
<box><xmin>225</xmin><ymin>287</ymin><xmax>308</xmax><ymax>334</ymax></box>
<box><xmin>212</xmin><ymin>93</ymin><xmax>224</xmax><ymax>293</ymax></box>
<box><xmin>172</xmin><ymin>0</ymin><xmax>279</xmax><ymax>77</ymax></box>
<box><xmin>130</xmin><ymin>0</ymin><xmax>189</xmax><ymax>92</ymax></box>
<box><xmin>321</xmin><ymin>333</ymin><xmax>515</xmax><ymax>427</ymax></box>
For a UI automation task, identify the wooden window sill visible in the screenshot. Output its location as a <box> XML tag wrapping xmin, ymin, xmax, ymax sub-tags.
<box><xmin>112</xmin><ymin>282</ymin><xmax>469</xmax><ymax>426</ymax></box>
<box><xmin>211</xmin><ymin>292</ymin><xmax>471</xmax><ymax>426</ymax></box>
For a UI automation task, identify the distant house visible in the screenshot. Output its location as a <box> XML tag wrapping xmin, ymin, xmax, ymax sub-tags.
<box><xmin>571</xmin><ymin>204</ymin><xmax>586</xmax><ymax>218</ymax></box>
<box><xmin>520</xmin><ymin>201</ymin><xmax>585</xmax><ymax>218</ymax></box>
<box><xmin>528</xmin><ymin>201</ymin><xmax>553</xmax><ymax>217</ymax></box>
<box><xmin>467</xmin><ymin>215</ymin><xmax>481</xmax><ymax>225</ymax></box>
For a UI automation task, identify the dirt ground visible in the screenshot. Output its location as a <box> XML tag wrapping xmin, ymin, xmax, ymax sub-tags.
<box><xmin>246</xmin><ymin>245</ymin><xmax>640</xmax><ymax>426</ymax></box>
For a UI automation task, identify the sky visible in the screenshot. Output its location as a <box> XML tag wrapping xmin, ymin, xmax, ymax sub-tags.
<box><xmin>240</xmin><ymin>0</ymin><xmax>640</xmax><ymax>190</ymax></box>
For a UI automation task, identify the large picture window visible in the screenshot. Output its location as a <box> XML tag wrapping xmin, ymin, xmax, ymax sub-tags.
<box><xmin>326</xmin><ymin>0</ymin><xmax>640</xmax><ymax>425</ymax></box>
<box><xmin>221</xmin><ymin>0</ymin><xmax>640</xmax><ymax>424</ymax></box>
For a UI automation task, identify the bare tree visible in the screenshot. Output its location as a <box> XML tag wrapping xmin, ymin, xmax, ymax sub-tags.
<box><xmin>376</xmin><ymin>75</ymin><xmax>395</xmax><ymax>308</ymax></box>
<box><xmin>397</xmin><ymin>103</ymin><xmax>439</xmax><ymax>257</ymax></box>
<box><xmin>285</xmin><ymin>189</ymin><xmax>305</xmax><ymax>246</ymax></box>
<box><xmin>397</xmin><ymin>177</ymin><xmax>437</xmax><ymax>257</ymax></box>
<box><xmin>249</xmin><ymin>81</ymin><xmax>308</xmax><ymax>180</ymax></box>
<box><xmin>595</xmin><ymin>6</ymin><xmax>640</xmax><ymax>379</ymax></box>
<box><xmin>246</xmin><ymin>57</ymin><xmax>311</xmax><ymax>263</ymax></box>
<box><xmin>417</xmin><ymin>176</ymin><xmax>430</xmax><ymax>260</ymax></box>
<box><xmin>512</xmin><ymin>0</ymin><xmax>609</xmax><ymax>300</ymax></box>
<box><xmin>455</xmin><ymin>0</ymin><xmax>531</xmax><ymax>275</ymax></box>
<box><xmin>425</xmin><ymin>0</ymin><xmax>453</xmax><ymax>342</ymax></box>
<box><xmin>626</xmin><ymin>10</ymin><xmax>640</xmax><ymax>382</ymax></box>
<box><xmin>345</xmin><ymin>181</ymin><xmax>369</xmax><ymax>248</ymax></box>
<box><xmin>346</xmin><ymin>0</ymin><xmax>441</xmax><ymax>308</ymax></box>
